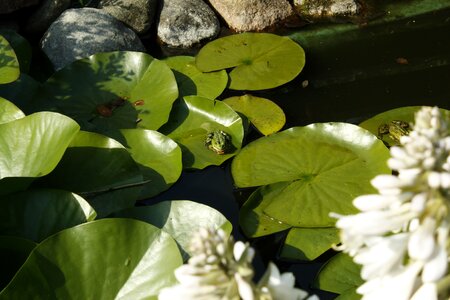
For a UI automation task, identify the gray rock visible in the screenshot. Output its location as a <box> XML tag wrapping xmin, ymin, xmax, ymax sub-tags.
<box><xmin>25</xmin><ymin>0</ymin><xmax>71</xmax><ymax>33</ymax></box>
<box><xmin>157</xmin><ymin>0</ymin><xmax>220</xmax><ymax>48</ymax></box>
<box><xmin>293</xmin><ymin>0</ymin><xmax>362</xmax><ymax>23</ymax></box>
<box><xmin>206</xmin><ymin>0</ymin><xmax>294</xmax><ymax>32</ymax></box>
<box><xmin>0</xmin><ymin>0</ymin><xmax>40</xmax><ymax>14</ymax></box>
<box><xmin>40</xmin><ymin>8</ymin><xmax>146</xmax><ymax>70</ymax></box>
<box><xmin>98</xmin><ymin>0</ymin><xmax>157</xmax><ymax>35</ymax></box>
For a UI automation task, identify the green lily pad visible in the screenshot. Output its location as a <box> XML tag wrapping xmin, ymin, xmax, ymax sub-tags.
<box><xmin>280</xmin><ymin>227</ymin><xmax>340</xmax><ymax>261</ymax></box>
<box><xmin>0</xmin><ymin>30</ymin><xmax>31</xmax><ymax>74</ymax></box>
<box><xmin>164</xmin><ymin>55</ymin><xmax>228</xmax><ymax>99</ymax></box>
<box><xmin>160</xmin><ymin>96</ymin><xmax>244</xmax><ymax>169</ymax></box>
<box><xmin>231</xmin><ymin>123</ymin><xmax>390</xmax><ymax>226</ymax></box>
<box><xmin>239</xmin><ymin>182</ymin><xmax>292</xmax><ymax>238</ymax></box>
<box><xmin>36</xmin><ymin>131</ymin><xmax>144</xmax><ymax>217</ymax></box>
<box><xmin>223</xmin><ymin>94</ymin><xmax>286</xmax><ymax>135</ymax></box>
<box><xmin>0</xmin><ymin>236</ymin><xmax>36</xmax><ymax>290</ymax></box>
<box><xmin>0</xmin><ymin>112</ymin><xmax>79</xmax><ymax>180</ymax></box>
<box><xmin>0</xmin><ymin>189</ymin><xmax>96</xmax><ymax>242</ymax></box>
<box><xmin>0</xmin><ymin>74</ymin><xmax>40</xmax><ymax>114</ymax></box>
<box><xmin>0</xmin><ymin>35</ymin><xmax>19</xmax><ymax>84</ymax></box>
<box><xmin>314</xmin><ymin>253</ymin><xmax>363</xmax><ymax>295</ymax></box>
<box><xmin>196</xmin><ymin>33</ymin><xmax>305</xmax><ymax>90</ymax></box>
<box><xmin>336</xmin><ymin>288</ymin><xmax>361</xmax><ymax>300</ymax></box>
<box><xmin>33</xmin><ymin>51</ymin><xmax>178</xmax><ymax>133</ymax></box>
<box><xmin>112</xmin><ymin>200</ymin><xmax>232</xmax><ymax>261</ymax></box>
<box><xmin>0</xmin><ymin>97</ymin><xmax>24</xmax><ymax>124</ymax></box>
<box><xmin>0</xmin><ymin>219</ymin><xmax>182</xmax><ymax>299</ymax></box>
<box><xmin>115</xmin><ymin>129</ymin><xmax>182</xmax><ymax>199</ymax></box>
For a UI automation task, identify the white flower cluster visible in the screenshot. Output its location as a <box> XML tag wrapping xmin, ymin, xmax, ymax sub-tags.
<box><xmin>158</xmin><ymin>227</ymin><xmax>318</xmax><ymax>300</ymax></box>
<box><xmin>332</xmin><ymin>107</ymin><xmax>450</xmax><ymax>300</ymax></box>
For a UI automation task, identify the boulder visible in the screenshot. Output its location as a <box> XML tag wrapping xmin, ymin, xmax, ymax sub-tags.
<box><xmin>0</xmin><ymin>0</ymin><xmax>40</xmax><ymax>14</ymax></box>
<box><xmin>40</xmin><ymin>8</ymin><xmax>146</xmax><ymax>70</ymax></box>
<box><xmin>293</xmin><ymin>0</ymin><xmax>362</xmax><ymax>23</ymax></box>
<box><xmin>206</xmin><ymin>0</ymin><xmax>295</xmax><ymax>32</ymax></box>
<box><xmin>157</xmin><ymin>0</ymin><xmax>220</xmax><ymax>48</ymax></box>
<box><xmin>25</xmin><ymin>0</ymin><xmax>71</xmax><ymax>33</ymax></box>
<box><xmin>98</xmin><ymin>0</ymin><xmax>157</xmax><ymax>35</ymax></box>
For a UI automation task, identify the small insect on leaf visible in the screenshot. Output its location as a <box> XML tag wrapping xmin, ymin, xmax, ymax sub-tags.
<box><xmin>133</xmin><ymin>100</ymin><xmax>145</xmax><ymax>106</ymax></box>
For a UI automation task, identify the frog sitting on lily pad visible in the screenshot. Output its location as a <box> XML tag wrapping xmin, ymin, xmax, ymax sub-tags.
<box><xmin>205</xmin><ymin>130</ymin><xmax>233</xmax><ymax>155</ymax></box>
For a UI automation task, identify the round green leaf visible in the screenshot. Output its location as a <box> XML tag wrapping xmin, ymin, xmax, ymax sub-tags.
<box><xmin>34</xmin><ymin>51</ymin><xmax>178</xmax><ymax>132</ymax></box>
<box><xmin>0</xmin><ymin>35</ymin><xmax>19</xmax><ymax>84</ymax></box>
<box><xmin>223</xmin><ymin>94</ymin><xmax>286</xmax><ymax>135</ymax></box>
<box><xmin>0</xmin><ymin>219</ymin><xmax>182</xmax><ymax>299</ymax></box>
<box><xmin>112</xmin><ymin>200</ymin><xmax>232</xmax><ymax>261</ymax></box>
<box><xmin>0</xmin><ymin>189</ymin><xmax>96</xmax><ymax>242</ymax></box>
<box><xmin>314</xmin><ymin>253</ymin><xmax>363</xmax><ymax>295</ymax></box>
<box><xmin>0</xmin><ymin>236</ymin><xmax>36</xmax><ymax>290</ymax></box>
<box><xmin>36</xmin><ymin>131</ymin><xmax>144</xmax><ymax>217</ymax></box>
<box><xmin>0</xmin><ymin>97</ymin><xmax>24</xmax><ymax>124</ymax></box>
<box><xmin>280</xmin><ymin>227</ymin><xmax>340</xmax><ymax>261</ymax></box>
<box><xmin>160</xmin><ymin>96</ymin><xmax>244</xmax><ymax>169</ymax></box>
<box><xmin>0</xmin><ymin>30</ymin><xmax>31</xmax><ymax>74</ymax></box>
<box><xmin>116</xmin><ymin>129</ymin><xmax>182</xmax><ymax>199</ymax></box>
<box><xmin>164</xmin><ymin>56</ymin><xmax>228</xmax><ymax>99</ymax></box>
<box><xmin>0</xmin><ymin>112</ymin><xmax>80</xmax><ymax>179</ymax></box>
<box><xmin>0</xmin><ymin>74</ymin><xmax>40</xmax><ymax>114</ymax></box>
<box><xmin>196</xmin><ymin>33</ymin><xmax>305</xmax><ymax>90</ymax></box>
<box><xmin>336</xmin><ymin>288</ymin><xmax>361</xmax><ymax>300</ymax></box>
<box><xmin>239</xmin><ymin>182</ymin><xmax>292</xmax><ymax>238</ymax></box>
<box><xmin>232</xmin><ymin>123</ymin><xmax>390</xmax><ymax>226</ymax></box>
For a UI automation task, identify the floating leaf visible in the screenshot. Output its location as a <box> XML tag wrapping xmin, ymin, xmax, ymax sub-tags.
<box><xmin>33</xmin><ymin>51</ymin><xmax>178</xmax><ymax>132</ymax></box>
<box><xmin>0</xmin><ymin>112</ymin><xmax>79</xmax><ymax>180</ymax></box>
<box><xmin>116</xmin><ymin>129</ymin><xmax>182</xmax><ymax>199</ymax></box>
<box><xmin>0</xmin><ymin>219</ymin><xmax>182</xmax><ymax>299</ymax></box>
<box><xmin>0</xmin><ymin>189</ymin><xmax>96</xmax><ymax>242</ymax></box>
<box><xmin>0</xmin><ymin>97</ymin><xmax>24</xmax><ymax>124</ymax></box>
<box><xmin>0</xmin><ymin>74</ymin><xmax>40</xmax><ymax>114</ymax></box>
<box><xmin>280</xmin><ymin>227</ymin><xmax>340</xmax><ymax>261</ymax></box>
<box><xmin>336</xmin><ymin>288</ymin><xmax>361</xmax><ymax>300</ymax></box>
<box><xmin>196</xmin><ymin>33</ymin><xmax>305</xmax><ymax>90</ymax></box>
<box><xmin>36</xmin><ymin>131</ymin><xmax>143</xmax><ymax>217</ymax></box>
<box><xmin>160</xmin><ymin>96</ymin><xmax>244</xmax><ymax>169</ymax></box>
<box><xmin>164</xmin><ymin>55</ymin><xmax>228</xmax><ymax>99</ymax></box>
<box><xmin>112</xmin><ymin>200</ymin><xmax>232</xmax><ymax>261</ymax></box>
<box><xmin>232</xmin><ymin>123</ymin><xmax>390</xmax><ymax>226</ymax></box>
<box><xmin>0</xmin><ymin>30</ymin><xmax>31</xmax><ymax>74</ymax></box>
<box><xmin>223</xmin><ymin>94</ymin><xmax>286</xmax><ymax>135</ymax></box>
<box><xmin>0</xmin><ymin>35</ymin><xmax>19</xmax><ymax>84</ymax></box>
<box><xmin>314</xmin><ymin>253</ymin><xmax>363</xmax><ymax>295</ymax></box>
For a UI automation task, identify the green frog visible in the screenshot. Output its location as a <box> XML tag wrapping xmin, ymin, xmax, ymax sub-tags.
<box><xmin>377</xmin><ymin>120</ymin><xmax>411</xmax><ymax>144</ymax></box>
<box><xmin>205</xmin><ymin>130</ymin><xmax>232</xmax><ymax>155</ymax></box>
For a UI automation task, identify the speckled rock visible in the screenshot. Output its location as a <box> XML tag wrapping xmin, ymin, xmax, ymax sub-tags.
<box><xmin>0</xmin><ymin>0</ymin><xmax>40</xmax><ymax>14</ymax></box>
<box><xmin>98</xmin><ymin>0</ymin><xmax>157</xmax><ymax>34</ymax></box>
<box><xmin>157</xmin><ymin>0</ymin><xmax>220</xmax><ymax>48</ymax></box>
<box><xmin>293</xmin><ymin>0</ymin><xmax>362</xmax><ymax>23</ymax></box>
<box><xmin>25</xmin><ymin>0</ymin><xmax>71</xmax><ymax>33</ymax></box>
<box><xmin>206</xmin><ymin>0</ymin><xmax>295</xmax><ymax>32</ymax></box>
<box><xmin>40</xmin><ymin>8</ymin><xmax>145</xmax><ymax>70</ymax></box>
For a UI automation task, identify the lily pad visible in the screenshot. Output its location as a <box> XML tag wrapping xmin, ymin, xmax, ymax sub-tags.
<box><xmin>33</xmin><ymin>51</ymin><xmax>178</xmax><ymax>133</ymax></box>
<box><xmin>231</xmin><ymin>123</ymin><xmax>390</xmax><ymax>226</ymax></box>
<box><xmin>223</xmin><ymin>94</ymin><xmax>286</xmax><ymax>135</ymax></box>
<box><xmin>0</xmin><ymin>189</ymin><xmax>96</xmax><ymax>242</ymax></box>
<box><xmin>0</xmin><ymin>97</ymin><xmax>24</xmax><ymax>124</ymax></box>
<box><xmin>160</xmin><ymin>96</ymin><xmax>244</xmax><ymax>169</ymax></box>
<box><xmin>115</xmin><ymin>129</ymin><xmax>182</xmax><ymax>199</ymax></box>
<box><xmin>112</xmin><ymin>200</ymin><xmax>232</xmax><ymax>261</ymax></box>
<box><xmin>0</xmin><ymin>74</ymin><xmax>40</xmax><ymax>114</ymax></box>
<box><xmin>280</xmin><ymin>227</ymin><xmax>340</xmax><ymax>261</ymax></box>
<box><xmin>314</xmin><ymin>253</ymin><xmax>363</xmax><ymax>295</ymax></box>
<box><xmin>0</xmin><ymin>35</ymin><xmax>19</xmax><ymax>84</ymax></box>
<box><xmin>196</xmin><ymin>33</ymin><xmax>305</xmax><ymax>90</ymax></box>
<box><xmin>0</xmin><ymin>30</ymin><xmax>31</xmax><ymax>74</ymax></box>
<box><xmin>0</xmin><ymin>219</ymin><xmax>182</xmax><ymax>299</ymax></box>
<box><xmin>36</xmin><ymin>131</ymin><xmax>144</xmax><ymax>217</ymax></box>
<box><xmin>164</xmin><ymin>55</ymin><xmax>228</xmax><ymax>99</ymax></box>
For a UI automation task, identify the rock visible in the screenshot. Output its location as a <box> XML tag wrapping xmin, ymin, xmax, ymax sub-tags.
<box><xmin>0</xmin><ymin>0</ymin><xmax>40</xmax><ymax>14</ymax></box>
<box><xmin>98</xmin><ymin>0</ymin><xmax>157</xmax><ymax>35</ymax></box>
<box><xmin>157</xmin><ymin>0</ymin><xmax>220</xmax><ymax>48</ymax></box>
<box><xmin>40</xmin><ymin>8</ymin><xmax>146</xmax><ymax>70</ymax></box>
<box><xmin>25</xmin><ymin>0</ymin><xmax>71</xmax><ymax>33</ymax></box>
<box><xmin>206</xmin><ymin>0</ymin><xmax>295</xmax><ymax>32</ymax></box>
<box><xmin>293</xmin><ymin>0</ymin><xmax>362</xmax><ymax>23</ymax></box>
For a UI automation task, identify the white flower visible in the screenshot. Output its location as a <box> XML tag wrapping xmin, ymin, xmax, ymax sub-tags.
<box><xmin>332</xmin><ymin>107</ymin><xmax>450</xmax><ymax>299</ymax></box>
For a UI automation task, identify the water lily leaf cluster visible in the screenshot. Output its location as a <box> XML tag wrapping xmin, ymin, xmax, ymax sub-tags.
<box><xmin>234</xmin><ymin>123</ymin><xmax>390</xmax><ymax>260</ymax></box>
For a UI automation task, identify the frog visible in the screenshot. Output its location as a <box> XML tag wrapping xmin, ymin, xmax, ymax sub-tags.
<box><xmin>377</xmin><ymin>120</ymin><xmax>411</xmax><ymax>145</ymax></box>
<box><xmin>205</xmin><ymin>130</ymin><xmax>232</xmax><ymax>155</ymax></box>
